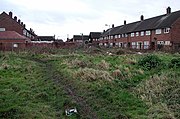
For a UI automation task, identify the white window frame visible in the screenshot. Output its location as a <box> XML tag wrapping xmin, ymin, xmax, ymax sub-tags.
<box><xmin>144</xmin><ymin>41</ymin><xmax>149</xmax><ymax>49</ymax></box>
<box><xmin>165</xmin><ymin>41</ymin><xmax>170</xmax><ymax>45</ymax></box>
<box><xmin>157</xmin><ymin>41</ymin><xmax>164</xmax><ymax>44</ymax></box>
<box><xmin>131</xmin><ymin>33</ymin><xmax>135</xmax><ymax>37</ymax></box>
<box><xmin>125</xmin><ymin>34</ymin><xmax>128</xmax><ymax>37</ymax></box>
<box><xmin>164</xmin><ymin>28</ymin><xmax>170</xmax><ymax>34</ymax></box>
<box><xmin>119</xmin><ymin>42</ymin><xmax>123</xmax><ymax>47</ymax></box>
<box><xmin>110</xmin><ymin>43</ymin><xmax>113</xmax><ymax>46</ymax></box>
<box><xmin>137</xmin><ymin>42</ymin><xmax>143</xmax><ymax>49</ymax></box>
<box><xmin>0</xmin><ymin>28</ymin><xmax>5</xmax><ymax>31</ymax></box>
<box><xmin>140</xmin><ymin>31</ymin><xmax>144</xmax><ymax>36</ymax></box>
<box><xmin>145</xmin><ymin>31</ymin><xmax>151</xmax><ymax>36</ymax></box>
<box><xmin>115</xmin><ymin>42</ymin><xmax>119</xmax><ymax>46</ymax></box>
<box><xmin>155</xmin><ymin>29</ymin><xmax>162</xmax><ymax>34</ymax></box>
<box><xmin>136</xmin><ymin>32</ymin><xmax>139</xmax><ymax>36</ymax></box>
<box><xmin>132</xmin><ymin>42</ymin><xmax>136</xmax><ymax>49</ymax></box>
<box><xmin>121</xmin><ymin>34</ymin><xmax>124</xmax><ymax>38</ymax></box>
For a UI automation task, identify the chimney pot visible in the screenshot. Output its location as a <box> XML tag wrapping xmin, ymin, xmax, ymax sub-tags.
<box><xmin>14</xmin><ymin>16</ymin><xmax>17</xmax><ymax>21</ymax></box>
<box><xmin>140</xmin><ymin>15</ymin><xmax>144</xmax><ymax>21</ymax></box>
<box><xmin>18</xmin><ymin>19</ymin><xmax>21</xmax><ymax>24</ymax></box>
<box><xmin>167</xmin><ymin>7</ymin><xmax>171</xmax><ymax>14</ymax></box>
<box><xmin>124</xmin><ymin>20</ymin><xmax>126</xmax><ymax>25</ymax></box>
<box><xmin>112</xmin><ymin>24</ymin><xmax>114</xmax><ymax>28</ymax></box>
<box><xmin>21</xmin><ymin>22</ymin><xmax>23</xmax><ymax>26</ymax></box>
<box><xmin>23</xmin><ymin>24</ymin><xmax>26</xmax><ymax>28</ymax></box>
<box><xmin>9</xmin><ymin>11</ymin><xmax>13</xmax><ymax>18</ymax></box>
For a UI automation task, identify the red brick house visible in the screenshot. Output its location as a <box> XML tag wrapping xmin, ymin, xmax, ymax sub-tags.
<box><xmin>0</xmin><ymin>11</ymin><xmax>37</xmax><ymax>40</ymax></box>
<box><xmin>0</xmin><ymin>31</ymin><xmax>30</xmax><ymax>51</ymax></box>
<box><xmin>89</xmin><ymin>32</ymin><xmax>102</xmax><ymax>45</ymax></box>
<box><xmin>71</xmin><ymin>35</ymin><xmax>89</xmax><ymax>44</ymax></box>
<box><xmin>99</xmin><ymin>7</ymin><xmax>180</xmax><ymax>50</ymax></box>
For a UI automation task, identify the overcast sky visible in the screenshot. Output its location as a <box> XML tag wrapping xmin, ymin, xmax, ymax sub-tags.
<box><xmin>1</xmin><ymin>0</ymin><xmax>180</xmax><ymax>40</ymax></box>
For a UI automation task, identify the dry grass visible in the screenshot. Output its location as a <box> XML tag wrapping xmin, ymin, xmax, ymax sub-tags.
<box><xmin>124</xmin><ymin>58</ymin><xmax>137</xmax><ymax>65</ymax></box>
<box><xmin>97</xmin><ymin>60</ymin><xmax>109</xmax><ymax>70</ymax></box>
<box><xmin>134</xmin><ymin>72</ymin><xmax>180</xmax><ymax>118</ymax></box>
<box><xmin>147</xmin><ymin>103</ymin><xmax>176</xmax><ymax>119</ymax></box>
<box><xmin>64</xmin><ymin>58</ymin><xmax>91</xmax><ymax>68</ymax></box>
<box><xmin>74</xmin><ymin>68</ymin><xmax>113</xmax><ymax>82</ymax></box>
<box><xmin>136</xmin><ymin>69</ymin><xmax>144</xmax><ymax>75</ymax></box>
<box><xmin>112</xmin><ymin>69</ymin><xmax>124</xmax><ymax>79</ymax></box>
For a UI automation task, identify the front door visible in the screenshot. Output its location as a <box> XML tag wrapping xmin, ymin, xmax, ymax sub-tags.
<box><xmin>0</xmin><ymin>43</ymin><xmax>2</xmax><ymax>51</ymax></box>
<box><xmin>151</xmin><ymin>42</ymin><xmax>155</xmax><ymax>50</ymax></box>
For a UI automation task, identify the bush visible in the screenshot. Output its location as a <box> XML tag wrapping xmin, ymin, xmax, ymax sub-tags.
<box><xmin>169</xmin><ymin>57</ymin><xmax>180</xmax><ymax>68</ymax></box>
<box><xmin>138</xmin><ymin>55</ymin><xmax>162</xmax><ymax>70</ymax></box>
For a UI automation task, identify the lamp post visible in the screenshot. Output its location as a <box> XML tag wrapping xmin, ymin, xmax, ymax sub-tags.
<box><xmin>80</xmin><ymin>33</ymin><xmax>84</xmax><ymax>47</ymax></box>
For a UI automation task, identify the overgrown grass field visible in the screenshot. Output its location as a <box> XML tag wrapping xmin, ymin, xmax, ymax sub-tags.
<box><xmin>0</xmin><ymin>48</ymin><xmax>180</xmax><ymax>119</ymax></box>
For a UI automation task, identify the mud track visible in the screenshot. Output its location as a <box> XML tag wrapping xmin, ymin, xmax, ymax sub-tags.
<box><xmin>29</xmin><ymin>58</ymin><xmax>98</xmax><ymax>119</ymax></box>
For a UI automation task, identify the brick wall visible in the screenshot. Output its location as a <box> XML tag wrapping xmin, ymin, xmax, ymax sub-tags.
<box><xmin>171</xmin><ymin>18</ymin><xmax>180</xmax><ymax>43</ymax></box>
<box><xmin>0</xmin><ymin>13</ymin><xmax>23</xmax><ymax>35</ymax></box>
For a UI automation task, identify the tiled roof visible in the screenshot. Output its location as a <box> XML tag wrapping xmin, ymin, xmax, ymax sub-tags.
<box><xmin>102</xmin><ymin>10</ymin><xmax>180</xmax><ymax>36</ymax></box>
<box><xmin>89</xmin><ymin>32</ymin><xmax>102</xmax><ymax>39</ymax></box>
<box><xmin>0</xmin><ymin>31</ymin><xmax>29</xmax><ymax>40</ymax></box>
<box><xmin>73</xmin><ymin>35</ymin><xmax>89</xmax><ymax>40</ymax></box>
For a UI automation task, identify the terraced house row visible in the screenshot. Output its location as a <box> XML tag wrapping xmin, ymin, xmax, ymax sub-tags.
<box><xmin>98</xmin><ymin>7</ymin><xmax>180</xmax><ymax>50</ymax></box>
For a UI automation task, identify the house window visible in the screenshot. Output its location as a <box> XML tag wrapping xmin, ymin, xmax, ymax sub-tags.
<box><xmin>131</xmin><ymin>33</ymin><xmax>135</xmax><ymax>37</ymax></box>
<box><xmin>144</xmin><ymin>41</ymin><xmax>149</xmax><ymax>49</ymax></box>
<box><xmin>125</xmin><ymin>34</ymin><xmax>128</xmax><ymax>37</ymax></box>
<box><xmin>136</xmin><ymin>32</ymin><xmax>139</xmax><ymax>36</ymax></box>
<box><xmin>104</xmin><ymin>43</ymin><xmax>107</xmax><ymax>46</ymax></box>
<box><xmin>13</xmin><ymin>43</ymin><xmax>18</xmax><ymax>48</ymax></box>
<box><xmin>155</xmin><ymin>29</ymin><xmax>162</xmax><ymax>34</ymax></box>
<box><xmin>132</xmin><ymin>42</ymin><xmax>136</xmax><ymax>49</ymax></box>
<box><xmin>124</xmin><ymin>43</ymin><xmax>127</xmax><ymax>47</ymax></box>
<box><xmin>119</xmin><ymin>42</ymin><xmax>123</xmax><ymax>47</ymax></box>
<box><xmin>164</xmin><ymin>28</ymin><xmax>170</xmax><ymax>33</ymax></box>
<box><xmin>110</xmin><ymin>43</ymin><xmax>113</xmax><ymax>46</ymax></box>
<box><xmin>0</xmin><ymin>28</ymin><xmax>5</xmax><ymax>31</ymax></box>
<box><xmin>165</xmin><ymin>41</ymin><xmax>170</xmax><ymax>45</ymax></box>
<box><xmin>141</xmin><ymin>31</ymin><xmax>144</xmax><ymax>36</ymax></box>
<box><xmin>157</xmin><ymin>41</ymin><xmax>164</xmax><ymax>44</ymax></box>
<box><xmin>137</xmin><ymin>42</ymin><xmax>143</xmax><ymax>49</ymax></box>
<box><xmin>146</xmin><ymin>31</ymin><xmax>151</xmax><ymax>35</ymax></box>
<box><xmin>122</xmin><ymin>34</ymin><xmax>124</xmax><ymax>38</ymax></box>
<box><xmin>111</xmin><ymin>36</ymin><xmax>113</xmax><ymax>39</ymax></box>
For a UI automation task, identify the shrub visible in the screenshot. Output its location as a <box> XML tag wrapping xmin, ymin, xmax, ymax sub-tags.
<box><xmin>169</xmin><ymin>57</ymin><xmax>180</xmax><ymax>68</ymax></box>
<box><xmin>138</xmin><ymin>55</ymin><xmax>162</xmax><ymax>70</ymax></box>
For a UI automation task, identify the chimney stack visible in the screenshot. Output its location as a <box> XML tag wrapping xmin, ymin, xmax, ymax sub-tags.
<box><xmin>166</xmin><ymin>7</ymin><xmax>171</xmax><ymax>14</ymax></box>
<box><xmin>21</xmin><ymin>22</ymin><xmax>23</xmax><ymax>26</ymax></box>
<box><xmin>23</xmin><ymin>24</ymin><xmax>26</xmax><ymax>28</ymax></box>
<box><xmin>124</xmin><ymin>20</ymin><xmax>126</xmax><ymax>25</ymax></box>
<box><xmin>140</xmin><ymin>15</ymin><xmax>144</xmax><ymax>21</ymax></box>
<box><xmin>112</xmin><ymin>24</ymin><xmax>114</xmax><ymax>28</ymax></box>
<box><xmin>18</xmin><ymin>19</ymin><xmax>21</xmax><ymax>24</ymax></box>
<box><xmin>9</xmin><ymin>11</ymin><xmax>13</xmax><ymax>18</ymax></box>
<box><xmin>14</xmin><ymin>16</ymin><xmax>17</xmax><ymax>21</ymax></box>
<box><xmin>103</xmin><ymin>30</ymin><xmax>105</xmax><ymax>32</ymax></box>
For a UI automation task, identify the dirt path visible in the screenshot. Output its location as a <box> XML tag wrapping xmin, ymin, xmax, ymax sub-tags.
<box><xmin>29</xmin><ymin>58</ymin><xmax>98</xmax><ymax>119</ymax></box>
